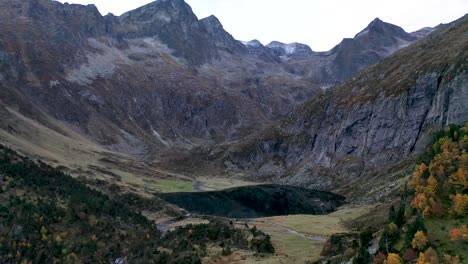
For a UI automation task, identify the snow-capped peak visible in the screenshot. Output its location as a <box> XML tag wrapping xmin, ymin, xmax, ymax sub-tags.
<box><xmin>242</xmin><ymin>39</ymin><xmax>263</xmax><ymax>47</ymax></box>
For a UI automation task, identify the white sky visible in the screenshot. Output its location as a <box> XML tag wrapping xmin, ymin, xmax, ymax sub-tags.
<box><xmin>56</xmin><ymin>0</ymin><xmax>468</xmax><ymax>51</ymax></box>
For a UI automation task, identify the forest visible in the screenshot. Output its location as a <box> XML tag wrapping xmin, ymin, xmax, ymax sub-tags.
<box><xmin>0</xmin><ymin>146</ymin><xmax>273</xmax><ymax>263</ymax></box>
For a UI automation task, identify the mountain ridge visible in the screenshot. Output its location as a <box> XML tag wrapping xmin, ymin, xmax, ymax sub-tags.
<box><xmin>168</xmin><ymin>14</ymin><xmax>468</xmax><ymax>203</ymax></box>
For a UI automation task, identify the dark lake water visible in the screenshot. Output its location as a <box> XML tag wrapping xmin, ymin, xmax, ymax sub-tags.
<box><xmin>157</xmin><ymin>184</ymin><xmax>346</xmax><ymax>218</ymax></box>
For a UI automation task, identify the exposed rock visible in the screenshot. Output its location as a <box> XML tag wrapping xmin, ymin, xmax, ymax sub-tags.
<box><xmin>0</xmin><ymin>0</ymin><xmax>453</xmax><ymax>161</ymax></box>
<box><xmin>200</xmin><ymin>15</ymin><xmax>247</xmax><ymax>54</ymax></box>
<box><xmin>210</xmin><ymin>15</ymin><xmax>468</xmax><ymax>199</ymax></box>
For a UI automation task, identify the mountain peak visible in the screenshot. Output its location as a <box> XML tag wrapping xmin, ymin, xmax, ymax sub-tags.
<box><xmin>245</xmin><ymin>39</ymin><xmax>263</xmax><ymax>47</ymax></box>
<box><xmin>200</xmin><ymin>15</ymin><xmax>223</xmax><ymax>29</ymax></box>
<box><xmin>371</xmin><ymin>17</ymin><xmax>383</xmax><ymax>24</ymax></box>
<box><xmin>366</xmin><ymin>17</ymin><xmax>387</xmax><ymax>31</ymax></box>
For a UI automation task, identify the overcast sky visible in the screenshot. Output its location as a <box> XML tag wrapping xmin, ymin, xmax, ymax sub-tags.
<box><xmin>56</xmin><ymin>0</ymin><xmax>467</xmax><ymax>51</ymax></box>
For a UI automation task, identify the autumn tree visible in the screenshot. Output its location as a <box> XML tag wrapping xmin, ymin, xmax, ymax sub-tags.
<box><xmin>450</xmin><ymin>193</ymin><xmax>468</xmax><ymax>217</ymax></box>
<box><xmin>443</xmin><ymin>254</ymin><xmax>461</xmax><ymax>264</ymax></box>
<box><xmin>371</xmin><ymin>252</ymin><xmax>387</xmax><ymax>264</ymax></box>
<box><xmin>412</xmin><ymin>231</ymin><xmax>428</xmax><ymax>251</ymax></box>
<box><xmin>422</xmin><ymin>248</ymin><xmax>439</xmax><ymax>264</ymax></box>
<box><xmin>383</xmin><ymin>253</ymin><xmax>402</xmax><ymax>264</ymax></box>
<box><xmin>417</xmin><ymin>253</ymin><xmax>426</xmax><ymax>264</ymax></box>
<box><xmin>448</xmin><ymin>225</ymin><xmax>468</xmax><ymax>244</ymax></box>
<box><xmin>427</xmin><ymin>176</ymin><xmax>438</xmax><ymax>196</ymax></box>
<box><xmin>403</xmin><ymin>248</ymin><xmax>417</xmax><ymax>262</ymax></box>
<box><xmin>449</xmin><ymin>168</ymin><xmax>467</xmax><ymax>192</ymax></box>
<box><xmin>410</xmin><ymin>164</ymin><xmax>428</xmax><ymax>191</ymax></box>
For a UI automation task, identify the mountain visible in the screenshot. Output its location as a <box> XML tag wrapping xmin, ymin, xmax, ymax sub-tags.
<box><xmin>266</xmin><ymin>41</ymin><xmax>314</xmax><ymax>60</ymax></box>
<box><xmin>327</xmin><ymin>17</ymin><xmax>419</xmax><ymax>81</ymax></box>
<box><xmin>272</xmin><ymin>18</ymin><xmax>434</xmax><ymax>88</ymax></box>
<box><xmin>0</xmin><ymin>0</ymin><xmax>446</xmax><ymax>193</ymax></box>
<box><xmin>200</xmin><ymin>15</ymin><xmax>248</xmax><ymax>54</ymax></box>
<box><xmin>175</xmin><ymin>15</ymin><xmax>468</xmax><ymax>203</ymax></box>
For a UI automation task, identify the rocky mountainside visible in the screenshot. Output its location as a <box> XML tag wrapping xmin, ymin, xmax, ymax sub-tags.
<box><xmin>176</xmin><ymin>15</ymin><xmax>468</xmax><ymax>202</ymax></box>
<box><xmin>266</xmin><ymin>41</ymin><xmax>315</xmax><ymax>60</ymax></box>
<box><xmin>263</xmin><ymin>18</ymin><xmax>433</xmax><ymax>88</ymax></box>
<box><xmin>0</xmin><ymin>0</ymin><xmax>439</xmax><ymax>161</ymax></box>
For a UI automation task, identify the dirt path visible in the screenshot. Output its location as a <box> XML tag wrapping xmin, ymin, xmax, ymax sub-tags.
<box><xmin>248</xmin><ymin>220</ymin><xmax>328</xmax><ymax>242</ymax></box>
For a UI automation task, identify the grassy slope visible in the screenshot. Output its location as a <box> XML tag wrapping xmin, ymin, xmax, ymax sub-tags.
<box><xmin>0</xmin><ymin>146</ymin><xmax>274</xmax><ymax>263</ymax></box>
<box><xmin>242</xmin><ymin>206</ymin><xmax>374</xmax><ymax>263</ymax></box>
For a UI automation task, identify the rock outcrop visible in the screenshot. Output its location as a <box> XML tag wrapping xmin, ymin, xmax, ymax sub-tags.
<box><xmin>216</xmin><ymin>16</ymin><xmax>467</xmax><ymax>196</ymax></box>
<box><xmin>0</xmin><ymin>0</ymin><xmax>447</xmax><ymax>161</ymax></box>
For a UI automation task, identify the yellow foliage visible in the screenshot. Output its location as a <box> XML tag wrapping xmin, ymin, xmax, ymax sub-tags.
<box><xmin>450</xmin><ymin>193</ymin><xmax>468</xmax><ymax>217</ymax></box>
<box><xmin>411</xmin><ymin>193</ymin><xmax>428</xmax><ymax>211</ymax></box>
<box><xmin>412</xmin><ymin>231</ymin><xmax>428</xmax><ymax>250</ymax></box>
<box><xmin>384</xmin><ymin>253</ymin><xmax>402</xmax><ymax>264</ymax></box>
<box><xmin>427</xmin><ymin>176</ymin><xmax>438</xmax><ymax>196</ymax></box>
<box><xmin>444</xmin><ymin>254</ymin><xmax>461</xmax><ymax>264</ymax></box>
<box><xmin>417</xmin><ymin>253</ymin><xmax>427</xmax><ymax>264</ymax></box>
<box><xmin>449</xmin><ymin>168</ymin><xmax>468</xmax><ymax>192</ymax></box>
<box><xmin>410</xmin><ymin>164</ymin><xmax>428</xmax><ymax>191</ymax></box>
<box><xmin>388</xmin><ymin>222</ymin><xmax>398</xmax><ymax>236</ymax></box>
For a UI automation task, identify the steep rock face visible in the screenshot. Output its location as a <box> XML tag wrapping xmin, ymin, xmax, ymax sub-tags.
<box><xmin>0</xmin><ymin>0</ymin><xmax>448</xmax><ymax>161</ymax></box>
<box><xmin>220</xmin><ymin>16</ymin><xmax>468</xmax><ymax>192</ymax></box>
<box><xmin>0</xmin><ymin>0</ymin><xmax>274</xmax><ymax>153</ymax></box>
<box><xmin>116</xmin><ymin>0</ymin><xmax>218</xmax><ymax>65</ymax></box>
<box><xmin>329</xmin><ymin>18</ymin><xmax>418</xmax><ymax>81</ymax></box>
<box><xmin>200</xmin><ymin>15</ymin><xmax>247</xmax><ymax>54</ymax></box>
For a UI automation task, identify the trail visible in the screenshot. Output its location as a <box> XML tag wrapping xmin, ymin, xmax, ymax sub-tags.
<box><xmin>250</xmin><ymin>220</ymin><xmax>327</xmax><ymax>242</ymax></box>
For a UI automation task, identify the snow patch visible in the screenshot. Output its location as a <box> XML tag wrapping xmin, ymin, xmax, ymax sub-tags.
<box><xmin>284</xmin><ymin>44</ymin><xmax>296</xmax><ymax>55</ymax></box>
<box><xmin>356</xmin><ymin>29</ymin><xmax>369</xmax><ymax>38</ymax></box>
<box><xmin>151</xmin><ymin>126</ymin><xmax>170</xmax><ymax>147</ymax></box>
<box><xmin>49</xmin><ymin>80</ymin><xmax>60</xmax><ymax>88</ymax></box>
<box><xmin>266</xmin><ymin>41</ymin><xmax>298</xmax><ymax>55</ymax></box>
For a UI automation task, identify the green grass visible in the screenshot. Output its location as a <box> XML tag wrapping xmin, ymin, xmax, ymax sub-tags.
<box><xmin>153</xmin><ymin>179</ymin><xmax>195</xmax><ymax>193</ymax></box>
<box><xmin>271</xmin><ymin>232</ymin><xmax>324</xmax><ymax>260</ymax></box>
<box><xmin>425</xmin><ymin>217</ymin><xmax>468</xmax><ymax>261</ymax></box>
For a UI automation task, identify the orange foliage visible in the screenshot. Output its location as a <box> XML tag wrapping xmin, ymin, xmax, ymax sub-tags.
<box><xmin>448</xmin><ymin>225</ymin><xmax>468</xmax><ymax>243</ymax></box>
<box><xmin>410</xmin><ymin>163</ymin><xmax>428</xmax><ymax>191</ymax></box>
<box><xmin>412</xmin><ymin>231</ymin><xmax>428</xmax><ymax>251</ymax></box>
<box><xmin>423</xmin><ymin>248</ymin><xmax>439</xmax><ymax>264</ymax></box>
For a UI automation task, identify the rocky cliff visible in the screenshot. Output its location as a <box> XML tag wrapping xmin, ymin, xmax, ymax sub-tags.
<box><xmin>203</xmin><ymin>16</ymin><xmax>468</xmax><ymax>200</ymax></box>
<box><xmin>0</xmin><ymin>0</ymin><xmax>445</xmax><ymax>161</ymax></box>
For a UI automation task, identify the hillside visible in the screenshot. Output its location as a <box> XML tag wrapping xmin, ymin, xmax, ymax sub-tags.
<box><xmin>0</xmin><ymin>1</ymin><xmax>466</xmax><ymax>263</ymax></box>
<box><xmin>0</xmin><ymin>146</ymin><xmax>275</xmax><ymax>263</ymax></box>
<box><xmin>319</xmin><ymin>124</ymin><xmax>468</xmax><ymax>264</ymax></box>
<box><xmin>0</xmin><ymin>0</ymin><xmax>429</xmax><ymax>157</ymax></box>
<box><xmin>172</xmin><ymin>15</ymin><xmax>468</xmax><ymax>203</ymax></box>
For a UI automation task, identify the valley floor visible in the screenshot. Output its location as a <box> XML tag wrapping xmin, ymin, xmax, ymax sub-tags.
<box><xmin>160</xmin><ymin>206</ymin><xmax>377</xmax><ymax>263</ymax></box>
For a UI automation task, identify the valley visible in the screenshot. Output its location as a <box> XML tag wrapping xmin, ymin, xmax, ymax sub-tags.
<box><xmin>0</xmin><ymin>0</ymin><xmax>466</xmax><ymax>263</ymax></box>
